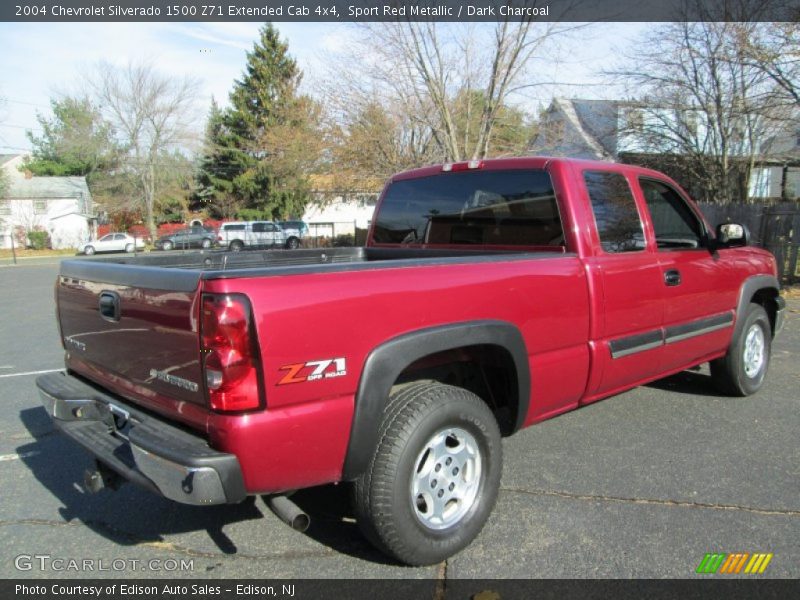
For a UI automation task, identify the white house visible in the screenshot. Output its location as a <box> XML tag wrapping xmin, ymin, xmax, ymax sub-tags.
<box><xmin>302</xmin><ymin>192</ymin><xmax>379</xmax><ymax>238</ymax></box>
<box><xmin>532</xmin><ymin>98</ymin><xmax>800</xmax><ymax>200</ymax></box>
<box><xmin>0</xmin><ymin>154</ymin><xmax>96</xmax><ymax>249</ymax></box>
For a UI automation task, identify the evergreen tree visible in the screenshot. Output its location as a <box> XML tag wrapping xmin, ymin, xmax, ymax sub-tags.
<box><xmin>24</xmin><ymin>96</ymin><xmax>117</xmax><ymax>179</ymax></box>
<box><xmin>198</xmin><ymin>23</ymin><xmax>314</xmax><ymax>219</ymax></box>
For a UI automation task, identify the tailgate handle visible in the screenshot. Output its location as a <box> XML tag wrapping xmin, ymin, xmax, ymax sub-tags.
<box><xmin>99</xmin><ymin>291</ymin><xmax>121</xmax><ymax>322</ymax></box>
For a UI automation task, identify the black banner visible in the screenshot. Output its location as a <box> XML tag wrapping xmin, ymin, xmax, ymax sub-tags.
<box><xmin>4</xmin><ymin>580</ymin><xmax>800</xmax><ymax>600</ymax></box>
<box><xmin>2</xmin><ymin>0</ymin><xmax>799</xmax><ymax>22</ymax></box>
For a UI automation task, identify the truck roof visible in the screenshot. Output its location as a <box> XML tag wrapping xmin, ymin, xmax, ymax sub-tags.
<box><xmin>390</xmin><ymin>156</ymin><xmax>674</xmax><ymax>183</ymax></box>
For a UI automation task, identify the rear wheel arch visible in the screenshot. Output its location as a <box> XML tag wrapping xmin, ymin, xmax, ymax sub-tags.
<box><xmin>342</xmin><ymin>320</ymin><xmax>530</xmax><ymax>480</ymax></box>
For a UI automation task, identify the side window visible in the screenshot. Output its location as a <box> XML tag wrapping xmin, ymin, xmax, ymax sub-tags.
<box><xmin>584</xmin><ymin>171</ymin><xmax>645</xmax><ymax>253</ymax></box>
<box><xmin>639</xmin><ymin>179</ymin><xmax>704</xmax><ymax>249</ymax></box>
<box><xmin>251</xmin><ymin>222</ymin><xmax>267</xmax><ymax>233</ymax></box>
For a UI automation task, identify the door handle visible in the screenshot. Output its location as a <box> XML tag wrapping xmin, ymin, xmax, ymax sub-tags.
<box><xmin>664</xmin><ymin>269</ymin><xmax>681</xmax><ymax>286</ymax></box>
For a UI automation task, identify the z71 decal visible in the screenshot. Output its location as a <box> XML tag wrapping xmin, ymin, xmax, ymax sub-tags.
<box><xmin>278</xmin><ymin>358</ymin><xmax>347</xmax><ymax>385</ymax></box>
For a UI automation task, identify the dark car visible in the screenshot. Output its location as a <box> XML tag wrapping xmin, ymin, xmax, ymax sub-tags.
<box><xmin>154</xmin><ymin>226</ymin><xmax>216</xmax><ymax>251</ymax></box>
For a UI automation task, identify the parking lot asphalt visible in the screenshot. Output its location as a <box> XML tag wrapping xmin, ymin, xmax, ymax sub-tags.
<box><xmin>0</xmin><ymin>262</ymin><xmax>797</xmax><ymax>583</ymax></box>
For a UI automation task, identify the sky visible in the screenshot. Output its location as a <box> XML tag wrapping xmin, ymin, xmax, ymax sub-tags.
<box><xmin>0</xmin><ymin>21</ymin><xmax>649</xmax><ymax>154</ymax></box>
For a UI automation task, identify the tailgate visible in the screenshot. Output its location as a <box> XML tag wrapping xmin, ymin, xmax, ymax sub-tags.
<box><xmin>56</xmin><ymin>259</ymin><xmax>206</xmax><ymax>410</ymax></box>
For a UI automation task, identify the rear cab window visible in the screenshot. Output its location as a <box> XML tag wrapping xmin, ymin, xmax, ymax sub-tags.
<box><xmin>583</xmin><ymin>170</ymin><xmax>645</xmax><ymax>253</ymax></box>
<box><xmin>372</xmin><ymin>169</ymin><xmax>564</xmax><ymax>248</ymax></box>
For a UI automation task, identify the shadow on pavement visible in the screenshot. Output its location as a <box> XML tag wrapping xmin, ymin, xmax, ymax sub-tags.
<box><xmin>644</xmin><ymin>369</ymin><xmax>725</xmax><ymax>398</ymax></box>
<box><xmin>17</xmin><ymin>406</ymin><xmax>395</xmax><ymax>564</ymax></box>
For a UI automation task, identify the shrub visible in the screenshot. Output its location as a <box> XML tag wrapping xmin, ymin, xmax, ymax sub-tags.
<box><xmin>27</xmin><ymin>230</ymin><xmax>51</xmax><ymax>250</ymax></box>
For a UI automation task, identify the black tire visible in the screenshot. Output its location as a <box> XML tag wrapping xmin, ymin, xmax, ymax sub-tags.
<box><xmin>162</xmin><ymin>241</ymin><xmax>173</xmax><ymax>251</ymax></box>
<box><xmin>229</xmin><ymin>240</ymin><xmax>243</xmax><ymax>252</ymax></box>
<box><xmin>201</xmin><ymin>238</ymin><xmax>212</xmax><ymax>249</ymax></box>
<box><xmin>710</xmin><ymin>303</ymin><xmax>771</xmax><ymax>396</ymax></box>
<box><xmin>286</xmin><ymin>237</ymin><xmax>300</xmax><ymax>250</ymax></box>
<box><xmin>84</xmin><ymin>246</ymin><xmax>95</xmax><ymax>256</ymax></box>
<box><xmin>124</xmin><ymin>243</ymin><xmax>134</xmax><ymax>253</ymax></box>
<box><xmin>352</xmin><ymin>382</ymin><xmax>502</xmax><ymax>566</ymax></box>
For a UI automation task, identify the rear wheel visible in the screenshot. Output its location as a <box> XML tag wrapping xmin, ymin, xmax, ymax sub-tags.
<box><xmin>710</xmin><ymin>303</ymin><xmax>771</xmax><ymax>396</ymax></box>
<box><xmin>229</xmin><ymin>240</ymin><xmax>243</xmax><ymax>252</ymax></box>
<box><xmin>286</xmin><ymin>237</ymin><xmax>300</xmax><ymax>249</ymax></box>
<box><xmin>162</xmin><ymin>241</ymin><xmax>173</xmax><ymax>251</ymax></box>
<box><xmin>84</xmin><ymin>245</ymin><xmax>95</xmax><ymax>256</ymax></box>
<box><xmin>352</xmin><ymin>382</ymin><xmax>502</xmax><ymax>566</ymax></box>
<box><xmin>201</xmin><ymin>238</ymin><xmax>212</xmax><ymax>249</ymax></box>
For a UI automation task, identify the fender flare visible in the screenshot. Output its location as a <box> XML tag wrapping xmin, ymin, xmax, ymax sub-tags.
<box><xmin>341</xmin><ymin>320</ymin><xmax>530</xmax><ymax>480</ymax></box>
<box><xmin>735</xmin><ymin>275</ymin><xmax>780</xmax><ymax>336</ymax></box>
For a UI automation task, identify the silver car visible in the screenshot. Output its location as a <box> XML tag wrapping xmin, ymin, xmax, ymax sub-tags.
<box><xmin>79</xmin><ymin>233</ymin><xmax>145</xmax><ymax>255</ymax></box>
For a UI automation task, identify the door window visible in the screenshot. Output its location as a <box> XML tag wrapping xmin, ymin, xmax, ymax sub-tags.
<box><xmin>584</xmin><ymin>171</ymin><xmax>645</xmax><ymax>253</ymax></box>
<box><xmin>639</xmin><ymin>179</ymin><xmax>704</xmax><ymax>250</ymax></box>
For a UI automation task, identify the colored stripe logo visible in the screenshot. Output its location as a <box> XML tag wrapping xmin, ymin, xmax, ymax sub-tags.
<box><xmin>696</xmin><ymin>553</ymin><xmax>773</xmax><ymax>574</ymax></box>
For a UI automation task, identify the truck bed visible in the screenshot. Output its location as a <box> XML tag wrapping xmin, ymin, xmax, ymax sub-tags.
<box><xmin>60</xmin><ymin>246</ymin><xmax>565</xmax><ymax>290</ymax></box>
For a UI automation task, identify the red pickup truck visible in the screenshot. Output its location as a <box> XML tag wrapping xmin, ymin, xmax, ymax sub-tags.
<box><xmin>37</xmin><ymin>157</ymin><xmax>785</xmax><ymax>565</ymax></box>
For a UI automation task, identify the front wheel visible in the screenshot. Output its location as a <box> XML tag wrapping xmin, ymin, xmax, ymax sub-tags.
<box><xmin>229</xmin><ymin>240</ymin><xmax>243</xmax><ymax>252</ymax></box>
<box><xmin>124</xmin><ymin>243</ymin><xmax>134</xmax><ymax>253</ymax></box>
<box><xmin>352</xmin><ymin>382</ymin><xmax>502</xmax><ymax>566</ymax></box>
<box><xmin>84</xmin><ymin>246</ymin><xmax>95</xmax><ymax>256</ymax></box>
<box><xmin>286</xmin><ymin>237</ymin><xmax>300</xmax><ymax>250</ymax></box>
<box><xmin>161</xmin><ymin>241</ymin><xmax>173</xmax><ymax>251</ymax></box>
<box><xmin>201</xmin><ymin>238</ymin><xmax>212</xmax><ymax>249</ymax></box>
<box><xmin>710</xmin><ymin>303</ymin><xmax>771</xmax><ymax>396</ymax></box>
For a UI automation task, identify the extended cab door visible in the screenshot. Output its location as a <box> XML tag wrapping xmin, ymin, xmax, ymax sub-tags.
<box><xmin>580</xmin><ymin>168</ymin><xmax>666</xmax><ymax>399</ymax></box>
<box><xmin>635</xmin><ymin>177</ymin><xmax>737</xmax><ymax>372</ymax></box>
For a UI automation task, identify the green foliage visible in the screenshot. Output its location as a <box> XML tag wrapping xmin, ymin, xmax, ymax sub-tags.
<box><xmin>23</xmin><ymin>96</ymin><xmax>117</xmax><ymax>179</ymax></box>
<box><xmin>195</xmin><ymin>24</ymin><xmax>314</xmax><ymax>220</ymax></box>
<box><xmin>235</xmin><ymin>208</ymin><xmax>272</xmax><ymax>221</ymax></box>
<box><xmin>27</xmin><ymin>230</ymin><xmax>50</xmax><ymax>250</ymax></box>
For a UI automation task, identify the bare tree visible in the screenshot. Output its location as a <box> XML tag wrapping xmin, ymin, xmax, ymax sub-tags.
<box><xmin>738</xmin><ymin>22</ymin><xmax>800</xmax><ymax>109</ymax></box>
<box><xmin>610</xmin><ymin>19</ymin><xmax>788</xmax><ymax>203</ymax></box>
<box><xmin>323</xmin><ymin>19</ymin><xmax>579</xmax><ymax>171</ymax></box>
<box><xmin>91</xmin><ymin>61</ymin><xmax>199</xmax><ymax>238</ymax></box>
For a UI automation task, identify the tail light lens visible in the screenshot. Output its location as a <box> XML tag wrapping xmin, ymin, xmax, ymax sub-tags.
<box><xmin>200</xmin><ymin>293</ymin><xmax>263</xmax><ymax>412</ymax></box>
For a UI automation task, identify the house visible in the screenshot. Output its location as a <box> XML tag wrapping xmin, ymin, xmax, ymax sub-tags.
<box><xmin>532</xmin><ymin>98</ymin><xmax>800</xmax><ymax>201</ymax></box>
<box><xmin>302</xmin><ymin>191</ymin><xmax>379</xmax><ymax>238</ymax></box>
<box><xmin>0</xmin><ymin>154</ymin><xmax>96</xmax><ymax>249</ymax></box>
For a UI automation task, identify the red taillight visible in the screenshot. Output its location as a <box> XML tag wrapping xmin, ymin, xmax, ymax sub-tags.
<box><xmin>200</xmin><ymin>293</ymin><xmax>262</xmax><ymax>412</ymax></box>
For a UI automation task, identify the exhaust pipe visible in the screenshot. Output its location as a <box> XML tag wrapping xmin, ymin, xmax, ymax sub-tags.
<box><xmin>266</xmin><ymin>495</ymin><xmax>310</xmax><ymax>532</ymax></box>
<box><xmin>83</xmin><ymin>462</ymin><xmax>122</xmax><ymax>493</ymax></box>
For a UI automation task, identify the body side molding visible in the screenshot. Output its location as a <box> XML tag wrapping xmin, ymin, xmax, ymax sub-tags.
<box><xmin>342</xmin><ymin>320</ymin><xmax>530</xmax><ymax>480</ymax></box>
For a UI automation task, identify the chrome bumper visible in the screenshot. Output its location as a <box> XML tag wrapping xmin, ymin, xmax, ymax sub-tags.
<box><xmin>37</xmin><ymin>372</ymin><xmax>246</xmax><ymax>506</ymax></box>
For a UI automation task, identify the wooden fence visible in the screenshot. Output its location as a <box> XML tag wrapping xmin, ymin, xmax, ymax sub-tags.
<box><xmin>698</xmin><ymin>202</ymin><xmax>800</xmax><ymax>286</ymax></box>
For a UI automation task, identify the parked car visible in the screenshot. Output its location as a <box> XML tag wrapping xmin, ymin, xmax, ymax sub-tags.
<box><xmin>217</xmin><ymin>221</ymin><xmax>287</xmax><ymax>251</ymax></box>
<box><xmin>78</xmin><ymin>233</ymin><xmax>144</xmax><ymax>255</ymax></box>
<box><xmin>38</xmin><ymin>157</ymin><xmax>784</xmax><ymax>566</ymax></box>
<box><xmin>154</xmin><ymin>226</ymin><xmax>216</xmax><ymax>251</ymax></box>
<box><xmin>278</xmin><ymin>220</ymin><xmax>309</xmax><ymax>249</ymax></box>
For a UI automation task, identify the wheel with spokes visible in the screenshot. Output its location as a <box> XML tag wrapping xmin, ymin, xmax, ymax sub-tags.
<box><xmin>711</xmin><ymin>303</ymin><xmax>771</xmax><ymax>396</ymax></box>
<box><xmin>353</xmin><ymin>382</ymin><xmax>502</xmax><ymax>565</ymax></box>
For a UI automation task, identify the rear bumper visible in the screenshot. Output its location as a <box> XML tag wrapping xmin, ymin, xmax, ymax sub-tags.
<box><xmin>36</xmin><ymin>372</ymin><xmax>246</xmax><ymax>506</ymax></box>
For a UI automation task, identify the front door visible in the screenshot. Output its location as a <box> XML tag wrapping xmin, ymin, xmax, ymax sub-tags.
<box><xmin>636</xmin><ymin>178</ymin><xmax>738</xmax><ymax>373</ymax></box>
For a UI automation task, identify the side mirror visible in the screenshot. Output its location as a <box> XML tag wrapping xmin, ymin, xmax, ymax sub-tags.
<box><xmin>715</xmin><ymin>222</ymin><xmax>749</xmax><ymax>248</ymax></box>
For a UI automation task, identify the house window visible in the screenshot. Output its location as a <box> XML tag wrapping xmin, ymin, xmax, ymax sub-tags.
<box><xmin>624</xmin><ymin>108</ymin><xmax>644</xmax><ymax>133</ymax></box>
<box><xmin>0</xmin><ymin>201</ymin><xmax>10</xmax><ymax>216</ymax></box>
<box><xmin>33</xmin><ymin>200</ymin><xmax>48</xmax><ymax>214</ymax></box>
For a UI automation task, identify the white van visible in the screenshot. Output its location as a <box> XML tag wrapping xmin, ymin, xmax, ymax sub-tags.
<box><xmin>217</xmin><ymin>221</ymin><xmax>287</xmax><ymax>251</ymax></box>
